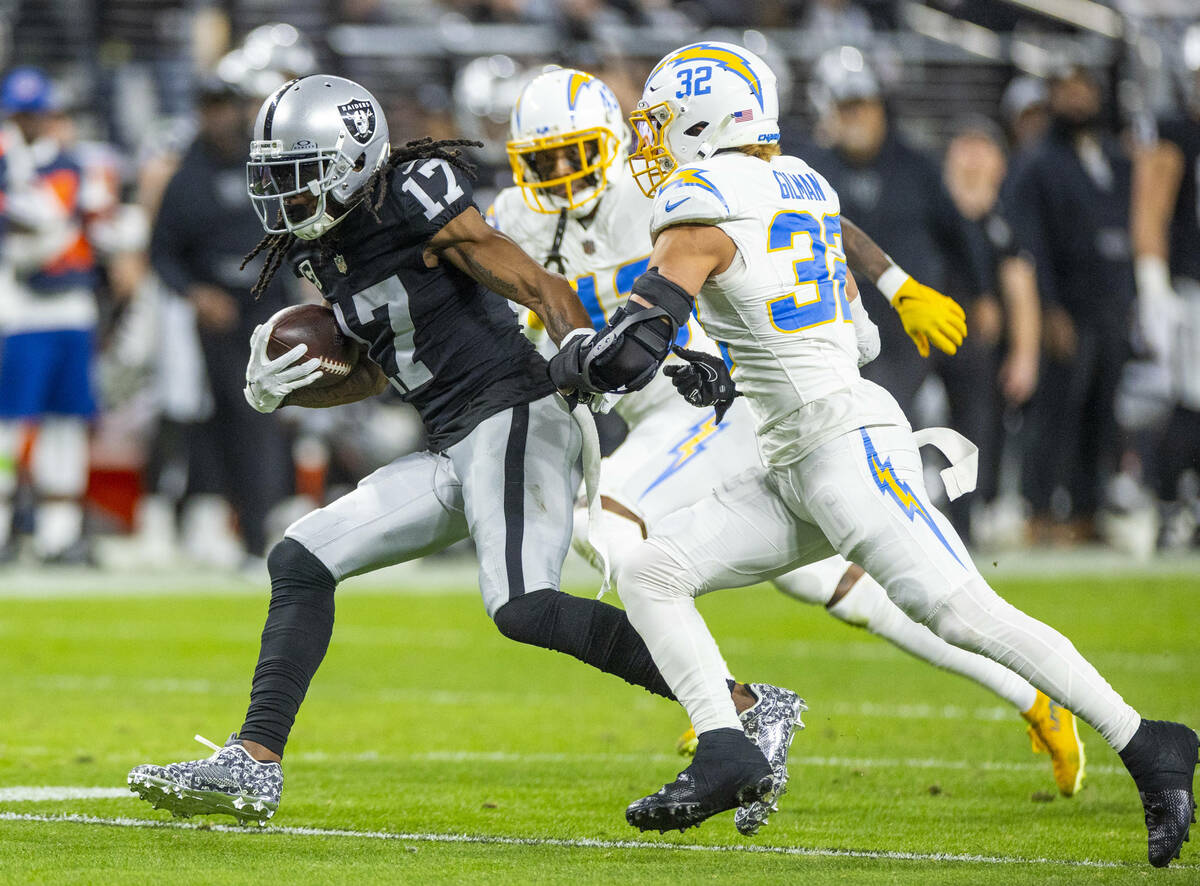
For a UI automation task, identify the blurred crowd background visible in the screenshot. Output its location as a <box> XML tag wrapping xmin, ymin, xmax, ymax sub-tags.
<box><xmin>0</xmin><ymin>0</ymin><xmax>1196</xmax><ymax>572</ymax></box>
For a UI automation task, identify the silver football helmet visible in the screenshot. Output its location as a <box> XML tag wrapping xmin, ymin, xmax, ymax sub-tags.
<box><xmin>247</xmin><ymin>75</ymin><xmax>390</xmax><ymax>240</ymax></box>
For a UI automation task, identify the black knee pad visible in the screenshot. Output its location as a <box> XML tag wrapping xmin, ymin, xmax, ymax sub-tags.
<box><xmin>268</xmin><ymin>538</ymin><xmax>336</xmax><ymax>594</ymax></box>
<box><xmin>492</xmin><ymin>588</ymin><xmax>674</xmax><ymax>699</ymax></box>
<box><xmin>492</xmin><ymin>588</ymin><xmax>555</xmax><ymax>644</ymax></box>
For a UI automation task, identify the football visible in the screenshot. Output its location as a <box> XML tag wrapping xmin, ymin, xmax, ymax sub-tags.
<box><xmin>265</xmin><ymin>304</ymin><xmax>360</xmax><ymax>390</ymax></box>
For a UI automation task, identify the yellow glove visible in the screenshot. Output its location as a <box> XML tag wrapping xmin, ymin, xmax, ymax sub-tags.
<box><xmin>890</xmin><ymin>277</ymin><xmax>968</xmax><ymax>357</ymax></box>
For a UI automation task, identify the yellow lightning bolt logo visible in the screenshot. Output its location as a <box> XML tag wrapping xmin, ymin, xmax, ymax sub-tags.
<box><xmin>566</xmin><ymin>71</ymin><xmax>593</xmax><ymax>109</ymax></box>
<box><xmin>640</xmin><ymin>413</ymin><xmax>726</xmax><ymax>499</ymax></box>
<box><xmin>659</xmin><ymin>168</ymin><xmax>729</xmax><ymax>211</ymax></box>
<box><xmin>651</xmin><ymin>43</ymin><xmax>764</xmax><ymax>110</ymax></box>
<box><xmin>860</xmin><ymin>428</ymin><xmax>966</xmax><ymax>568</ymax></box>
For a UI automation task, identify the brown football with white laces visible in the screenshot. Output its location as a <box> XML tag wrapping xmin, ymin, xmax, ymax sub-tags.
<box><xmin>265</xmin><ymin>304</ymin><xmax>360</xmax><ymax>389</ymax></box>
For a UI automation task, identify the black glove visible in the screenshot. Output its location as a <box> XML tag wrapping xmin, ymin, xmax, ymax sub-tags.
<box><xmin>548</xmin><ymin>329</ymin><xmax>596</xmax><ymax>393</ymax></box>
<box><xmin>663</xmin><ymin>345</ymin><xmax>739</xmax><ymax>424</ymax></box>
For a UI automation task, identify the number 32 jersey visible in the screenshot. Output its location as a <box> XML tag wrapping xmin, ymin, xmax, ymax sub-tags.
<box><xmin>298</xmin><ymin>158</ymin><xmax>554</xmax><ymax>451</ymax></box>
<box><xmin>649</xmin><ymin>151</ymin><xmax>906</xmax><ymax>467</ymax></box>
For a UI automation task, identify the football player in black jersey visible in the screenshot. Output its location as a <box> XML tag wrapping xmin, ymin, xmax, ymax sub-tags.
<box><xmin>1132</xmin><ymin>32</ymin><xmax>1200</xmax><ymax>551</ymax></box>
<box><xmin>127</xmin><ymin>75</ymin><xmax>796</xmax><ymax>825</ymax></box>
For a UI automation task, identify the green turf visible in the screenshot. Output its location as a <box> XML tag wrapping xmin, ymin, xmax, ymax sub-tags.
<box><xmin>1</xmin><ymin>570</ymin><xmax>1198</xmax><ymax>884</ymax></box>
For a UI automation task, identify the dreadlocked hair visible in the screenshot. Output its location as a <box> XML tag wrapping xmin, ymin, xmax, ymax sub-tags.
<box><xmin>240</xmin><ymin>137</ymin><xmax>484</xmax><ymax>298</ymax></box>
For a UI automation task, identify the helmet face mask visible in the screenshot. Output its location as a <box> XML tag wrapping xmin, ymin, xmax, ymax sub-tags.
<box><xmin>627</xmin><ymin>101</ymin><xmax>677</xmax><ymax>198</ymax></box>
<box><xmin>246</xmin><ymin>76</ymin><xmax>390</xmax><ymax>240</ymax></box>
<box><xmin>507</xmin><ymin>125</ymin><xmax>619</xmax><ymax>214</ymax></box>
<box><xmin>628</xmin><ymin>42</ymin><xmax>779</xmax><ymax>197</ymax></box>
<box><xmin>506</xmin><ymin>68</ymin><xmax>629</xmax><ymax>216</ymax></box>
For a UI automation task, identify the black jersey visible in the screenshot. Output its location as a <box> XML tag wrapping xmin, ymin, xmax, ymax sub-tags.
<box><xmin>1158</xmin><ymin>115</ymin><xmax>1200</xmax><ymax>283</ymax></box>
<box><xmin>297</xmin><ymin>158</ymin><xmax>555</xmax><ymax>451</ymax></box>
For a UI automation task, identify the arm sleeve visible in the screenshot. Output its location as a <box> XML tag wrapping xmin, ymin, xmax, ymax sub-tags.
<box><xmin>149</xmin><ymin>167</ymin><xmax>198</xmax><ymax>295</ymax></box>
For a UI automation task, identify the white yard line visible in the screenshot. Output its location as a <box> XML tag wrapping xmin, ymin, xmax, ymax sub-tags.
<box><xmin>290</xmin><ymin>748</ymin><xmax>1129</xmax><ymax>776</ymax></box>
<box><xmin>0</xmin><ymin>787</ymin><xmax>130</xmax><ymax>802</ymax></box>
<box><xmin>0</xmin><ymin>810</ymin><xmax>1181</xmax><ymax>870</ymax></box>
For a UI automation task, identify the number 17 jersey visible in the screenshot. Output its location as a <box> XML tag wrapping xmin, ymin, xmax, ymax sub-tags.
<box><xmin>304</xmin><ymin>157</ymin><xmax>554</xmax><ymax>451</ymax></box>
<box><xmin>649</xmin><ymin>151</ymin><xmax>907</xmax><ymax>468</ymax></box>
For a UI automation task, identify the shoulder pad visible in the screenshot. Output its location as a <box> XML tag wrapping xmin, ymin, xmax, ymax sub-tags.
<box><xmin>651</xmin><ymin>165</ymin><xmax>731</xmax><ymax>235</ymax></box>
<box><xmin>486</xmin><ymin>186</ymin><xmax>529</xmax><ymax>234</ymax></box>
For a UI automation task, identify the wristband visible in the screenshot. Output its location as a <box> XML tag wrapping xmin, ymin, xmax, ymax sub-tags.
<box><xmin>1135</xmin><ymin>256</ymin><xmax>1171</xmax><ymax>297</ymax></box>
<box><xmin>875</xmin><ymin>264</ymin><xmax>910</xmax><ymax>303</ymax></box>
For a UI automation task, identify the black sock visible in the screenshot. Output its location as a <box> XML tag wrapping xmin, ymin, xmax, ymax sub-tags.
<box><xmin>493</xmin><ymin>588</ymin><xmax>675</xmax><ymax>700</ymax></box>
<box><xmin>1119</xmin><ymin>719</ymin><xmax>1199</xmax><ymax>791</ymax></box>
<box><xmin>238</xmin><ymin>539</ymin><xmax>337</xmax><ymax>757</ymax></box>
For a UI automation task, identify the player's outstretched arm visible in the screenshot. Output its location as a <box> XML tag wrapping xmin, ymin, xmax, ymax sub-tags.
<box><xmin>427</xmin><ymin>206</ymin><xmax>593</xmax><ymax>345</ymax></box>
<box><xmin>548</xmin><ymin>223</ymin><xmax>735</xmax><ymax>395</ymax></box>
<box><xmin>283</xmin><ymin>359</ymin><xmax>388</xmax><ymax>409</ymax></box>
<box><xmin>841</xmin><ymin>216</ymin><xmax>967</xmax><ymax>357</ymax></box>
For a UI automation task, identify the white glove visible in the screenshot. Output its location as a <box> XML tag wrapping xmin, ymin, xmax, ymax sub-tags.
<box><xmin>1136</xmin><ymin>257</ymin><xmax>1182</xmax><ymax>363</ymax></box>
<box><xmin>243</xmin><ymin>323</ymin><xmax>324</xmax><ymax>414</ymax></box>
<box><xmin>849</xmin><ymin>295</ymin><xmax>881</xmax><ymax>367</ymax></box>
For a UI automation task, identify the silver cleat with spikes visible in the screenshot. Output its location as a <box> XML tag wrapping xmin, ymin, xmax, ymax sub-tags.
<box><xmin>735</xmin><ymin>683</ymin><xmax>806</xmax><ymax>836</ymax></box>
<box><xmin>127</xmin><ymin>734</ymin><xmax>282</xmax><ymax>826</ymax></box>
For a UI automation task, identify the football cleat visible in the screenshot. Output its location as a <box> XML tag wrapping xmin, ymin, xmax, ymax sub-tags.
<box><xmin>1022</xmin><ymin>690</ymin><xmax>1086</xmax><ymax>796</ymax></box>
<box><xmin>626</xmin><ymin>727</ymin><xmax>774</xmax><ymax>833</ymax></box>
<box><xmin>127</xmin><ymin>734</ymin><xmax>282</xmax><ymax>826</ymax></box>
<box><xmin>734</xmin><ymin>683</ymin><xmax>807</xmax><ymax>835</ymax></box>
<box><xmin>676</xmin><ymin>725</ymin><xmax>698</xmax><ymax>758</ymax></box>
<box><xmin>1119</xmin><ymin>719</ymin><xmax>1199</xmax><ymax>867</ymax></box>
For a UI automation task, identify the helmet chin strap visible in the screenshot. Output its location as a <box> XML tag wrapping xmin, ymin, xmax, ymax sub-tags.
<box><xmin>695</xmin><ymin>115</ymin><xmax>734</xmax><ymax>160</ymax></box>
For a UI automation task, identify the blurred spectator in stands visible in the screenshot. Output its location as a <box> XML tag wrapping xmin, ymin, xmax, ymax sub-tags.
<box><xmin>799</xmin><ymin>0</ymin><xmax>875</xmax><ymax>48</ymax></box>
<box><xmin>453</xmin><ymin>55</ymin><xmax>537</xmax><ymax>206</ymax></box>
<box><xmin>1001</xmin><ymin>75</ymin><xmax>1050</xmax><ymax>154</ymax></box>
<box><xmin>0</xmin><ymin>67</ymin><xmax>116</xmax><ymax>564</ymax></box>
<box><xmin>149</xmin><ymin>77</ymin><xmax>294</xmax><ymax>565</ymax></box>
<box><xmin>1007</xmin><ymin>64</ymin><xmax>1136</xmax><ymax>544</ymax></box>
<box><xmin>943</xmin><ymin>117</ymin><xmax>1041</xmax><ymax>546</ymax></box>
<box><xmin>800</xmin><ymin>46</ymin><xmax>994</xmax><ymax>540</ymax></box>
<box><xmin>1131</xmin><ymin>26</ymin><xmax>1200</xmax><ymax>551</ymax></box>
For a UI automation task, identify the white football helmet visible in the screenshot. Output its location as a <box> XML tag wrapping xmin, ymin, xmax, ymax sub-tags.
<box><xmin>628</xmin><ymin>42</ymin><xmax>779</xmax><ymax>197</ymax></box>
<box><xmin>246</xmin><ymin>75</ymin><xmax>390</xmax><ymax>240</ymax></box>
<box><xmin>506</xmin><ymin>67</ymin><xmax>629</xmax><ymax>216</ymax></box>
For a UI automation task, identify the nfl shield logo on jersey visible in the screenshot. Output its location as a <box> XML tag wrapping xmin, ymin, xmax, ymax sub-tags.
<box><xmin>338</xmin><ymin>99</ymin><xmax>377</xmax><ymax>145</ymax></box>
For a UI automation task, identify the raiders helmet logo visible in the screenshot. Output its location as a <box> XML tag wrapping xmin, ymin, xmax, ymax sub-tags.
<box><xmin>337</xmin><ymin>99</ymin><xmax>377</xmax><ymax>145</ymax></box>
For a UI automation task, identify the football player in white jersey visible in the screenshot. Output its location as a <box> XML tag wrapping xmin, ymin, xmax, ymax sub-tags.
<box><xmin>491</xmin><ymin>66</ymin><xmax>1085</xmax><ymax>820</ymax></box>
<box><xmin>547</xmin><ymin>43</ymin><xmax>1197</xmax><ymax>867</ymax></box>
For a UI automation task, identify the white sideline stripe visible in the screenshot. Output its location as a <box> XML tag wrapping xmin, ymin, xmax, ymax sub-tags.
<box><xmin>0</xmin><ymin>787</ymin><xmax>130</xmax><ymax>802</ymax></box>
<box><xmin>0</xmin><ymin>811</ymin><xmax>1182</xmax><ymax>870</ymax></box>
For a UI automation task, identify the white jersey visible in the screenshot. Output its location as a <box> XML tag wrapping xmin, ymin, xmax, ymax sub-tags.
<box><xmin>649</xmin><ymin>151</ymin><xmax>906</xmax><ymax>466</ymax></box>
<box><xmin>488</xmin><ymin>172</ymin><xmax>717</xmax><ymax>427</ymax></box>
<box><xmin>0</xmin><ymin>124</ymin><xmax>99</xmax><ymax>333</ymax></box>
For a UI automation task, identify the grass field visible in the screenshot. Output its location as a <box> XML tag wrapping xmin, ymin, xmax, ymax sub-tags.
<box><xmin>1</xmin><ymin>562</ymin><xmax>1198</xmax><ymax>884</ymax></box>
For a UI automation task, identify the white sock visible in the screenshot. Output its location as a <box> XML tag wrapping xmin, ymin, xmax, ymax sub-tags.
<box><xmin>30</xmin><ymin>418</ymin><xmax>89</xmax><ymax>557</ymax></box>
<box><xmin>925</xmin><ymin>575</ymin><xmax>1141</xmax><ymax>750</ymax></box>
<box><xmin>587</xmin><ymin>506</ymin><xmax>736</xmax><ymax>683</ymax></box>
<box><xmin>772</xmin><ymin>555</ymin><xmax>849</xmax><ymax>605</ymax></box>
<box><xmin>34</xmin><ymin>500</ymin><xmax>83</xmax><ymax>557</ymax></box>
<box><xmin>618</xmin><ymin>539</ymin><xmax>741</xmax><ymax>735</ymax></box>
<box><xmin>829</xmin><ymin>573</ymin><xmax>1038</xmax><ymax>712</ymax></box>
